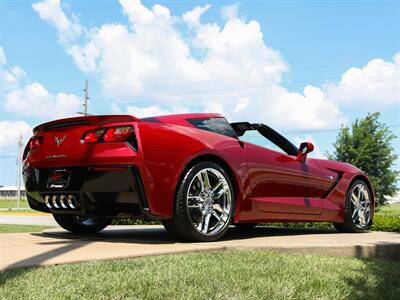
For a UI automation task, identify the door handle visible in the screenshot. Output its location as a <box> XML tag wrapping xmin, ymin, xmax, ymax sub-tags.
<box><xmin>238</xmin><ymin>141</ymin><xmax>245</xmax><ymax>148</ymax></box>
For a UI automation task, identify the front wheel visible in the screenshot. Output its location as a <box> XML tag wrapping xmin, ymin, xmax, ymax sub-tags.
<box><xmin>334</xmin><ymin>179</ymin><xmax>373</xmax><ymax>233</ymax></box>
<box><xmin>53</xmin><ymin>214</ymin><xmax>110</xmax><ymax>234</ymax></box>
<box><xmin>163</xmin><ymin>161</ymin><xmax>235</xmax><ymax>242</ymax></box>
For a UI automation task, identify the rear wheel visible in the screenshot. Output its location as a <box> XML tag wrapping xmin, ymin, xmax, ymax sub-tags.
<box><xmin>334</xmin><ymin>180</ymin><xmax>373</xmax><ymax>233</ymax></box>
<box><xmin>162</xmin><ymin>161</ymin><xmax>234</xmax><ymax>242</ymax></box>
<box><xmin>53</xmin><ymin>214</ymin><xmax>110</xmax><ymax>234</ymax></box>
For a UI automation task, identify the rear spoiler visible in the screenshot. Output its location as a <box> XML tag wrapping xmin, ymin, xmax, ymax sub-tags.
<box><xmin>33</xmin><ymin>115</ymin><xmax>140</xmax><ymax>134</ymax></box>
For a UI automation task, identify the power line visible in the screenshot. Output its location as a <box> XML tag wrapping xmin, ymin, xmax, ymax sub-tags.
<box><xmin>87</xmin><ymin>76</ymin><xmax>399</xmax><ymax>106</ymax></box>
<box><xmin>50</xmin><ymin>72</ymin><xmax>399</xmax><ymax>116</ymax></box>
<box><xmin>32</xmin><ymin>71</ymin><xmax>400</xmax><ymax>116</ymax></box>
<box><xmin>91</xmin><ymin>65</ymin><xmax>396</xmax><ymax>91</ymax></box>
<box><xmin>78</xmin><ymin>49</ymin><xmax>375</xmax><ymax>85</ymax></box>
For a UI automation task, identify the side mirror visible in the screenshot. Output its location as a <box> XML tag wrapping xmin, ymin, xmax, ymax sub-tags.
<box><xmin>296</xmin><ymin>142</ymin><xmax>314</xmax><ymax>163</ymax></box>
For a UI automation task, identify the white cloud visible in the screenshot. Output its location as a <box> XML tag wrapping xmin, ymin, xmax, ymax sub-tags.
<box><xmin>111</xmin><ymin>103</ymin><xmax>122</xmax><ymax>114</ymax></box>
<box><xmin>183</xmin><ymin>4</ymin><xmax>211</xmax><ymax>27</ymax></box>
<box><xmin>125</xmin><ymin>104</ymin><xmax>190</xmax><ymax>118</ymax></box>
<box><xmin>233</xmin><ymin>97</ymin><xmax>249</xmax><ymax>113</ymax></box>
<box><xmin>325</xmin><ymin>53</ymin><xmax>400</xmax><ymax>107</ymax></box>
<box><xmin>32</xmin><ymin>0</ymin><xmax>399</xmax><ymax>130</ymax></box>
<box><xmin>220</xmin><ymin>3</ymin><xmax>239</xmax><ymax>21</ymax></box>
<box><xmin>4</xmin><ymin>82</ymin><xmax>80</xmax><ymax>119</ymax></box>
<box><xmin>126</xmin><ymin>105</ymin><xmax>171</xmax><ymax>118</ymax></box>
<box><xmin>265</xmin><ymin>85</ymin><xmax>345</xmax><ymax>129</ymax></box>
<box><xmin>67</xmin><ymin>41</ymin><xmax>100</xmax><ymax>73</ymax></box>
<box><xmin>3</xmin><ymin>66</ymin><xmax>26</xmax><ymax>87</ymax></box>
<box><xmin>119</xmin><ymin>0</ymin><xmax>156</xmax><ymax>25</ymax></box>
<box><xmin>1</xmin><ymin>47</ymin><xmax>81</xmax><ymax>120</ymax></box>
<box><xmin>0</xmin><ymin>47</ymin><xmax>6</xmax><ymax>65</ymax></box>
<box><xmin>32</xmin><ymin>0</ymin><xmax>82</xmax><ymax>43</ymax></box>
<box><xmin>0</xmin><ymin>121</ymin><xmax>32</xmax><ymax>151</ymax></box>
<box><xmin>32</xmin><ymin>1</ymin><xmax>294</xmax><ymax>119</ymax></box>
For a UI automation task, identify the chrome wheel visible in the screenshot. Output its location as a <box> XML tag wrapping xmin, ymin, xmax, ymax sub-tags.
<box><xmin>186</xmin><ymin>168</ymin><xmax>232</xmax><ymax>236</ymax></box>
<box><xmin>350</xmin><ymin>183</ymin><xmax>371</xmax><ymax>228</ymax></box>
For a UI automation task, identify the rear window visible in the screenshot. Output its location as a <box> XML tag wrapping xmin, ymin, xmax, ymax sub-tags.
<box><xmin>186</xmin><ymin>117</ymin><xmax>237</xmax><ymax>138</ymax></box>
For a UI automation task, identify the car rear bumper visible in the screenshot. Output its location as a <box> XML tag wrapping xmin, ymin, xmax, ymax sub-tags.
<box><xmin>23</xmin><ymin>165</ymin><xmax>151</xmax><ymax>217</ymax></box>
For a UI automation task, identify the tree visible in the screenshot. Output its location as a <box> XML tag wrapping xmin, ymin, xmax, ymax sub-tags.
<box><xmin>329</xmin><ymin>112</ymin><xmax>399</xmax><ymax>205</ymax></box>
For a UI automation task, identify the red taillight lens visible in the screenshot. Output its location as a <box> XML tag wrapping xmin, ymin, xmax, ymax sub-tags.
<box><xmin>81</xmin><ymin>129</ymin><xmax>106</xmax><ymax>144</ymax></box>
<box><xmin>103</xmin><ymin>126</ymin><xmax>134</xmax><ymax>142</ymax></box>
<box><xmin>81</xmin><ymin>126</ymin><xmax>134</xmax><ymax>144</ymax></box>
<box><xmin>29</xmin><ymin>137</ymin><xmax>41</xmax><ymax>150</ymax></box>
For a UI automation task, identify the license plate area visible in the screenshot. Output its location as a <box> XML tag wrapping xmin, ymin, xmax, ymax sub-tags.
<box><xmin>47</xmin><ymin>169</ymin><xmax>71</xmax><ymax>189</ymax></box>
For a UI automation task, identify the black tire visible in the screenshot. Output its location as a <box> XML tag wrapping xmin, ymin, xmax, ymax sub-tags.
<box><xmin>162</xmin><ymin>161</ymin><xmax>235</xmax><ymax>242</ymax></box>
<box><xmin>334</xmin><ymin>179</ymin><xmax>373</xmax><ymax>233</ymax></box>
<box><xmin>53</xmin><ymin>214</ymin><xmax>110</xmax><ymax>234</ymax></box>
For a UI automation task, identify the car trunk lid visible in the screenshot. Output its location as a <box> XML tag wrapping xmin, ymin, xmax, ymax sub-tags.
<box><xmin>27</xmin><ymin>115</ymin><xmax>140</xmax><ymax>165</ymax></box>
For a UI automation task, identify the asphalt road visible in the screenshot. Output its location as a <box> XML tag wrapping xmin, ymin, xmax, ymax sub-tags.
<box><xmin>1</xmin><ymin>225</ymin><xmax>399</xmax><ymax>270</ymax></box>
<box><xmin>0</xmin><ymin>214</ymin><xmax>58</xmax><ymax>226</ymax></box>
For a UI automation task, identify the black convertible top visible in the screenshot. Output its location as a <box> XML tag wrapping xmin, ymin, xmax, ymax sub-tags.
<box><xmin>230</xmin><ymin>122</ymin><xmax>298</xmax><ymax>156</ymax></box>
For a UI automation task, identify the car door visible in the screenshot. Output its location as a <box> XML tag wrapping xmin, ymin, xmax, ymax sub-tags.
<box><xmin>240</xmin><ymin>129</ymin><xmax>328</xmax><ymax>215</ymax></box>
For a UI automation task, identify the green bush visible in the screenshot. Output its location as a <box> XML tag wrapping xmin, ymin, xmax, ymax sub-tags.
<box><xmin>261</xmin><ymin>214</ymin><xmax>400</xmax><ymax>233</ymax></box>
<box><xmin>371</xmin><ymin>214</ymin><xmax>400</xmax><ymax>232</ymax></box>
<box><xmin>262</xmin><ymin>214</ymin><xmax>400</xmax><ymax>233</ymax></box>
<box><xmin>111</xmin><ymin>218</ymin><xmax>160</xmax><ymax>226</ymax></box>
<box><xmin>261</xmin><ymin>222</ymin><xmax>334</xmax><ymax>230</ymax></box>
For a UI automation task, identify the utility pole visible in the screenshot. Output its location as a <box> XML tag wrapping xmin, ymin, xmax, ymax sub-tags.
<box><xmin>83</xmin><ymin>80</ymin><xmax>89</xmax><ymax>116</ymax></box>
<box><xmin>17</xmin><ymin>135</ymin><xmax>22</xmax><ymax>209</ymax></box>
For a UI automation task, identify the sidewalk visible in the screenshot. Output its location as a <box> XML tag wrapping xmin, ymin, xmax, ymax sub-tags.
<box><xmin>0</xmin><ymin>214</ymin><xmax>57</xmax><ymax>226</ymax></box>
<box><xmin>1</xmin><ymin>226</ymin><xmax>399</xmax><ymax>270</ymax></box>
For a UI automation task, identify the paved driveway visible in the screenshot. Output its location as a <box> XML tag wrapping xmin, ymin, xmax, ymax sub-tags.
<box><xmin>1</xmin><ymin>225</ymin><xmax>399</xmax><ymax>270</ymax></box>
<box><xmin>0</xmin><ymin>214</ymin><xmax>57</xmax><ymax>226</ymax></box>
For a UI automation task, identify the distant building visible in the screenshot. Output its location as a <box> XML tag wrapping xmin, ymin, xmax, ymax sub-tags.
<box><xmin>0</xmin><ymin>186</ymin><xmax>26</xmax><ymax>198</ymax></box>
<box><xmin>385</xmin><ymin>192</ymin><xmax>400</xmax><ymax>204</ymax></box>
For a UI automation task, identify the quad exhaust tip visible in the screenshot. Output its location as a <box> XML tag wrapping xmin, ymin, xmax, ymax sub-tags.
<box><xmin>52</xmin><ymin>195</ymin><xmax>59</xmax><ymax>208</ymax></box>
<box><xmin>44</xmin><ymin>195</ymin><xmax>52</xmax><ymax>209</ymax></box>
<box><xmin>44</xmin><ymin>194</ymin><xmax>78</xmax><ymax>210</ymax></box>
<box><xmin>60</xmin><ymin>195</ymin><xmax>68</xmax><ymax>209</ymax></box>
<box><xmin>67</xmin><ymin>195</ymin><xmax>77</xmax><ymax>209</ymax></box>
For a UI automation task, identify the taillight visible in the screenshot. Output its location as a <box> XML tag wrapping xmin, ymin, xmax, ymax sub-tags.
<box><xmin>81</xmin><ymin>126</ymin><xmax>134</xmax><ymax>144</ymax></box>
<box><xmin>29</xmin><ymin>137</ymin><xmax>41</xmax><ymax>150</ymax></box>
<box><xmin>103</xmin><ymin>126</ymin><xmax>134</xmax><ymax>142</ymax></box>
<box><xmin>81</xmin><ymin>128</ymin><xmax>106</xmax><ymax>144</ymax></box>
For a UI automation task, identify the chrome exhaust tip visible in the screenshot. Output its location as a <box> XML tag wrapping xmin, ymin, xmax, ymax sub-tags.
<box><xmin>67</xmin><ymin>195</ymin><xmax>77</xmax><ymax>209</ymax></box>
<box><xmin>60</xmin><ymin>195</ymin><xmax>68</xmax><ymax>209</ymax></box>
<box><xmin>52</xmin><ymin>195</ymin><xmax>60</xmax><ymax>209</ymax></box>
<box><xmin>44</xmin><ymin>195</ymin><xmax>52</xmax><ymax>208</ymax></box>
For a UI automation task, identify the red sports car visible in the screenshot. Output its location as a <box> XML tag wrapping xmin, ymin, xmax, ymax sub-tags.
<box><xmin>23</xmin><ymin>113</ymin><xmax>374</xmax><ymax>241</ymax></box>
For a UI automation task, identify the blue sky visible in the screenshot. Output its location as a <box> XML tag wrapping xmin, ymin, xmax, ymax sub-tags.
<box><xmin>0</xmin><ymin>0</ymin><xmax>399</xmax><ymax>186</ymax></box>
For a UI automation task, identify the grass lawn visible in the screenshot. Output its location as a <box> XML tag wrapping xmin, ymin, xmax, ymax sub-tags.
<box><xmin>0</xmin><ymin>198</ymin><xmax>48</xmax><ymax>213</ymax></box>
<box><xmin>377</xmin><ymin>203</ymin><xmax>400</xmax><ymax>216</ymax></box>
<box><xmin>0</xmin><ymin>198</ymin><xmax>30</xmax><ymax>209</ymax></box>
<box><xmin>0</xmin><ymin>224</ymin><xmax>53</xmax><ymax>233</ymax></box>
<box><xmin>1</xmin><ymin>250</ymin><xmax>399</xmax><ymax>299</ymax></box>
